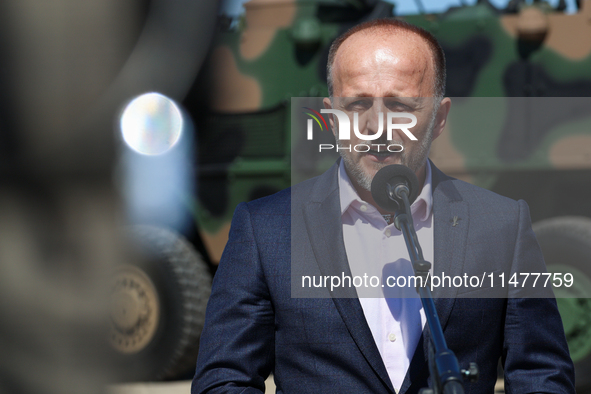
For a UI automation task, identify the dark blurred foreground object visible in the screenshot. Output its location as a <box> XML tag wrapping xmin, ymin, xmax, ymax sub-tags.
<box><xmin>0</xmin><ymin>0</ymin><xmax>216</xmax><ymax>391</ymax></box>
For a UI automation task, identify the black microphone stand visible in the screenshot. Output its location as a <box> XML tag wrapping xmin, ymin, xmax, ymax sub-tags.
<box><xmin>392</xmin><ymin>187</ymin><xmax>478</xmax><ymax>394</ymax></box>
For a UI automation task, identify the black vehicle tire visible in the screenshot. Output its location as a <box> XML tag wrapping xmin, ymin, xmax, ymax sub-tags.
<box><xmin>110</xmin><ymin>225</ymin><xmax>212</xmax><ymax>381</ymax></box>
<box><xmin>533</xmin><ymin>216</ymin><xmax>591</xmax><ymax>391</ymax></box>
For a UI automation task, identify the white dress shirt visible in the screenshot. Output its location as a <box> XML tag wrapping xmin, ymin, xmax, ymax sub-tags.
<box><xmin>338</xmin><ymin>160</ymin><xmax>434</xmax><ymax>392</ymax></box>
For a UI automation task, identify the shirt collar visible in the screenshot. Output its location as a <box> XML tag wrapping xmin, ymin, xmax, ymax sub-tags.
<box><xmin>338</xmin><ymin>159</ymin><xmax>433</xmax><ymax>222</ymax></box>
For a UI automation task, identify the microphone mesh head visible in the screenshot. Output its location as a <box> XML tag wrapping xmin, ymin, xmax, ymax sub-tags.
<box><xmin>370</xmin><ymin>165</ymin><xmax>420</xmax><ymax>212</ymax></box>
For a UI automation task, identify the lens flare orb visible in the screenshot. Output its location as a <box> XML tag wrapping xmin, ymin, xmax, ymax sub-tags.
<box><xmin>120</xmin><ymin>92</ymin><xmax>183</xmax><ymax>155</ymax></box>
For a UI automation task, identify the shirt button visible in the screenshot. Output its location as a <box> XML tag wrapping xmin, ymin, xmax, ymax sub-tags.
<box><xmin>388</xmin><ymin>333</ymin><xmax>396</xmax><ymax>342</ymax></box>
<box><xmin>385</xmin><ymin>229</ymin><xmax>391</xmax><ymax>237</ymax></box>
<box><xmin>360</xmin><ymin>205</ymin><xmax>367</xmax><ymax>212</ymax></box>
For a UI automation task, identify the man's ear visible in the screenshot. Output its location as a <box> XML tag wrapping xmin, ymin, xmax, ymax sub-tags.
<box><xmin>431</xmin><ymin>97</ymin><xmax>451</xmax><ymax>142</ymax></box>
<box><xmin>323</xmin><ymin>97</ymin><xmax>337</xmax><ymax>137</ymax></box>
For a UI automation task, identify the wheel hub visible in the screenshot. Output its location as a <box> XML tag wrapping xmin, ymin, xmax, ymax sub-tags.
<box><xmin>110</xmin><ymin>265</ymin><xmax>160</xmax><ymax>354</ymax></box>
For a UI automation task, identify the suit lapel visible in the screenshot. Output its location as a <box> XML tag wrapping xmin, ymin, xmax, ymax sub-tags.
<box><xmin>431</xmin><ymin>163</ymin><xmax>469</xmax><ymax>325</ymax></box>
<box><xmin>302</xmin><ymin>161</ymin><xmax>395</xmax><ymax>394</ymax></box>
<box><xmin>399</xmin><ymin>162</ymin><xmax>470</xmax><ymax>394</ymax></box>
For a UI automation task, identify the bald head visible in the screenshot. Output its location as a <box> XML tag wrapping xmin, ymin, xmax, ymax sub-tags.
<box><xmin>326</xmin><ymin>19</ymin><xmax>446</xmax><ymax>98</ymax></box>
<box><xmin>332</xmin><ymin>30</ymin><xmax>435</xmax><ymax>98</ymax></box>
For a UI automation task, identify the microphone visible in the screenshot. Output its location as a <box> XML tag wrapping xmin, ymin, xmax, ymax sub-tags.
<box><xmin>370</xmin><ymin>164</ymin><xmax>419</xmax><ymax>212</ymax></box>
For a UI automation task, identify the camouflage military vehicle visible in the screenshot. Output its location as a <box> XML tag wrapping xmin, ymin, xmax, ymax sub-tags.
<box><xmin>114</xmin><ymin>0</ymin><xmax>591</xmax><ymax>389</ymax></box>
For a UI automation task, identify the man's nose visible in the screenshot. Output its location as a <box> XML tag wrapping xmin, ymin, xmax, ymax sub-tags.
<box><xmin>365</xmin><ymin>101</ymin><xmax>386</xmax><ymax>137</ymax></box>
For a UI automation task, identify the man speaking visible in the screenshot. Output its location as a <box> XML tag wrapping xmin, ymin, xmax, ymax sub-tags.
<box><xmin>192</xmin><ymin>18</ymin><xmax>575</xmax><ymax>393</ymax></box>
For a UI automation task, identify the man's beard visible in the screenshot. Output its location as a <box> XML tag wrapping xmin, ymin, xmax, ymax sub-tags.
<box><xmin>337</xmin><ymin>119</ymin><xmax>435</xmax><ymax>192</ymax></box>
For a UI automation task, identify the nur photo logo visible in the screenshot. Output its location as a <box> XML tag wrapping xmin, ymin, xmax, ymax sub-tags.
<box><xmin>302</xmin><ymin>107</ymin><xmax>418</xmax><ymax>153</ymax></box>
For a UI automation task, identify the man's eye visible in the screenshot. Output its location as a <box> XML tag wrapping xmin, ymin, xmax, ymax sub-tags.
<box><xmin>347</xmin><ymin>100</ymin><xmax>371</xmax><ymax>111</ymax></box>
<box><xmin>385</xmin><ymin>101</ymin><xmax>410</xmax><ymax>111</ymax></box>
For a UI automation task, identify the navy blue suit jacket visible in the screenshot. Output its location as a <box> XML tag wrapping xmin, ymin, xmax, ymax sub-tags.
<box><xmin>192</xmin><ymin>161</ymin><xmax>575</xmax><ymax>393</ymax></box>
